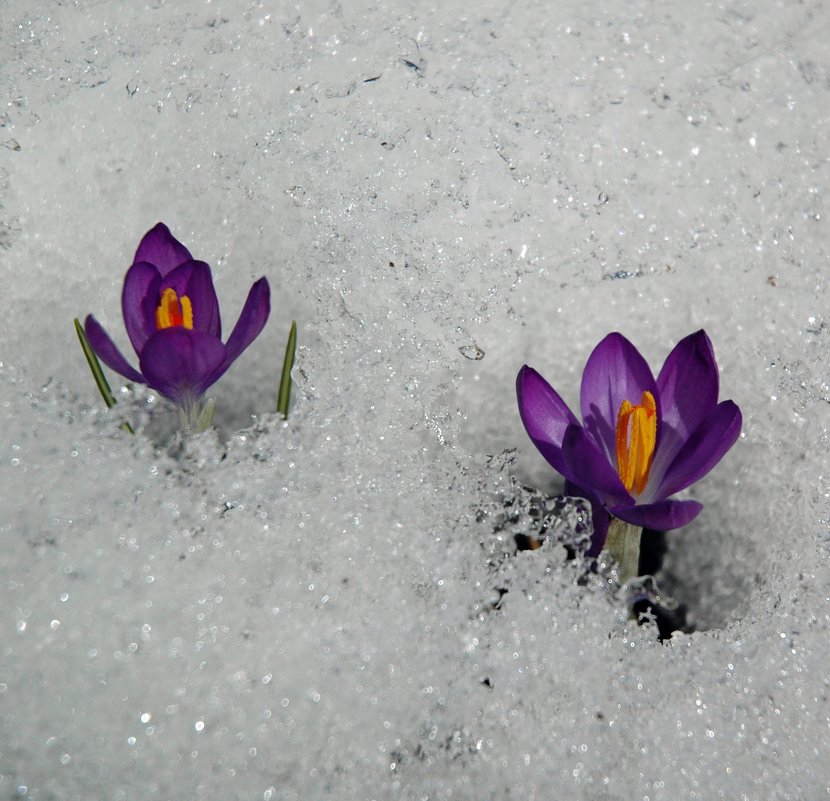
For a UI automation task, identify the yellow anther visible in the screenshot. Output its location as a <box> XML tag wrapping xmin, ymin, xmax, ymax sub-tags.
<box><xmin>615</xmin><ymin>390</ymin><xmax>657</xmax><ymax>495</ymax></box>
<box><xmin>155</xmin><ymin>288</ymin><xmax>193</xmax><ymax>330</ymax></box>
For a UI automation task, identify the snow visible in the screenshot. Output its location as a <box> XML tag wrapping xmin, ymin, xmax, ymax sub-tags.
<box><xmin>2</xmin><ymin>0</ymin><xmax>830</xmax><ymax>798</ymax></box>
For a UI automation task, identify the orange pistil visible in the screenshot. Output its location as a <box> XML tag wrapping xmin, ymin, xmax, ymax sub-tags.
<box><xmin>615</xmin><ymin>390</ymin><xmax>657</xmax><ymax>496</ymax></box>
<box><xmin>155</xmin><ymin>288</ymin><xmax>194</xmax><ymax>330</ymax></box>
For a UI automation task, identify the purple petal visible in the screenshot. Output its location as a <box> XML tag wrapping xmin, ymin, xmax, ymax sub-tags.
<box><xmin>161</xmin><ymin>261</ymin><xmax>221</xmax><ymax>338</ymax></box>
<box><xmin>580</xmin><ymin>332</ymin><xmax>658</xmax><ymax>462</ymax></box>
<box><xmin>609</xmin><ymin>498</ymin><xmax>703</xmax><ymax>531</ymax></box>
<box><xmin>561</xmin><ymin>424</ymin><xmax>632</xmax><ymax>504</ymax></box>
<box><xmin>121</xmin><ymin>261</ymin><xmax>162</xmax><ymax>353</ymax></box>
<box><xmin>655</xmin><ymin>400</ymin><xmax>742</xmax><ymax>499</ymax></box>
<box><xmin>199</xmin><ymin>278</ymin><xmax>270</xmax><ymax>389</ymax></box>
<box><xmin>516</xmin><ymin>366</ymin><xmax>580</xmax><ymax>478</ymax></box>
<box><xmin>651</xmin><ymin>330</ymin><xmax>719</xmax><ymax>480</ymax></box>
<box><xmin>139</xmin><ymin>329</ymin><xmax>227</xmax><ymax>404</ymax></box>
<box><xmin>564</xmin><ymin>480</ymin><xmax>610</xmax><ymax>556</ymax></box>
<box><xmin>220</xmin><ymin>277</ymin><xmax>271</xmax><ymax>365</ymax></box>
<box><xmin>84</xmin><ymin>315</ymin><xmax>146</xmax><ymax>384</ymax></box>
<box><xmin>133</xmin><ymin>223</ymin><xmax>193</xmax><ymax>277</ymax></box>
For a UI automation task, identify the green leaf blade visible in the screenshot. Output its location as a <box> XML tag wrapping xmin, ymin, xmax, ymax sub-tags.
<box><xmin>74</xmin><ymin>318</ymin><xmax>134</xmax><ymax>434</ymax></box>
<box><xmin>277</xmin><ymin>320</ymin><xmax>297</xmax><ymax>419</ymax></box>
<box><xmin>74</xmin><ymin>318</ymin><xmax>117</xmax><ymax>408</ymax></box>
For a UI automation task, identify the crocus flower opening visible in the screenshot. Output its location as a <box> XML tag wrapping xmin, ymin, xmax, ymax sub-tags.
<box><xmin>516</xmin><ymin>330</ymin><xmax>742</xmax><ymax>581</ymax></box>
<box><xmin>85</xmin><ymin>223</ymin><xmax>271</xmax><ymax>430</ymax></box>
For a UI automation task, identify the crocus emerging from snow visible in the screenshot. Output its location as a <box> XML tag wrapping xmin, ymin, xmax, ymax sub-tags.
<box><xmin>85</xmin><ymin>223</ymin><xmax>270</xmax><ymax>429</ymax></box>
<box><xmin>516</xmin><ymin>330</ymin><xmax>741</xmax><ymax>580</ymax></box>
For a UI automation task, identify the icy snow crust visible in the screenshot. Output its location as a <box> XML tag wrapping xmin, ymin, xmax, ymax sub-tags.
<box><xmin>2</xmin><ymin>1</ymin><xmax>830</xmax><ymax>798</ymax></box>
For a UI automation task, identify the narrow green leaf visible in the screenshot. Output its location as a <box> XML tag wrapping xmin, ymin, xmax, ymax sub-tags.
<box><xmin>277</xmin><ymin>320</ymin><xmax>297</xmax><ymax>419</ymax></box>
<box><xmin>74</xmin><ymin>318</ymin><xmax>116</xmax><ymax>407</ymax></box>
<box><xmin>74</xmin><ymin>318</ymin><xmax>134</xmax><ymax>434</ymax></box>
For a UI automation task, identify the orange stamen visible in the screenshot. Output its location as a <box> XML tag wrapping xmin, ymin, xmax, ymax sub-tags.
<box><xmin>615</xmin><ymin>390</ymin><xmax>657</xmax><ymax>496</ymax></box>
<box><xmin>155</xmin><ymin>288</ymin><xmax>193</xmax><ymax>330</ymax></box>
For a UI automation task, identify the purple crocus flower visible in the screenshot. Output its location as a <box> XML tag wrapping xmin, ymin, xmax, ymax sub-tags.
<box><xmin>516</xmin><ymin>330</ymin><xmax>741</xmax><ymax>561</ymax></box>
<box><xmin>85</xmin><ymin>223</ymin><xmax>270</xmax><ymax>428</ymax></box>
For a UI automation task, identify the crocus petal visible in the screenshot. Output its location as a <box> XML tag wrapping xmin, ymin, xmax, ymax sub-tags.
<box><xmin>133</xmin><ymin>222</ymin><xmax>193</xmax><ymax>277</ymax></box>
<box><xmin>657</xmin><ymin>329</ymin><xmax>719</xmax><ymax>431</ymax></box>
<box><xmin>651</xmin><ymin>330</ymin><xmax>720</xmax><ymax>480</ymax></box>
<box><xmin>199</xmin><ymin>278</ymin><xmax>270</xmax><ymax>389</ymax></box>
<box><xmin>84</xmin><ymin>315</ymin><xmax>146</xmax><ymax>384</ymax></box>
<box><xmin>655</xmin><ymin>400</ymin><xmax>742</xmax><ymax>499</ymax></box>
<box><xmin>222</xmin><ymin>277</ymin><xmax>271</xmax><ymax>365</ymax></box>
<box><xmin>161</xmin><ymin>261</ymin><xmax>222</xmax><ymax>338</ymax></box>
<box><xmin>565</xmin><ymin>480</ymin><xmax>610</xmax><ymax>556</ymax></box>
<box><xmin>609</xmin><ymin>498</ymin><xmax>703</xmax><ymax>531</ymax></box>
<box><xmin>121</xmin><ymin>261</ymin><xmax>162</xmax><ymax>353</ymax></box>
<box><xmin>516</xmin><ymin>366</ymin><xmax>580</xmax><ymax>478</ymax></box>
<box><xmin>580</xmin><ymin>332</ymin><xmax>658</xmax><ymax>462</ymax></box>
<box><xmin>139</xmin><ymin>328</ymin><xmax>227</xmax><ymax>404</ymax></box>
<box><xmin>561</xmin><ymin>424</ymin><xmax>632</xmax><ymax>504</ymax></box>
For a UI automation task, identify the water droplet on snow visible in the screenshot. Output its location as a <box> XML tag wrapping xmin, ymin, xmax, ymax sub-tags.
<box><xmin>459</xmin><ymin>344</ymin><xmax>485</xmax><ymax>361</ymax></box>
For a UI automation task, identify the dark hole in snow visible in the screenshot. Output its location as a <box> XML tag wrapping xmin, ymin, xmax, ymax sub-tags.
<box><xmin>491</xmin><ymin>476</ymin><xmax>696</xmax><ymax>639</ymax></box>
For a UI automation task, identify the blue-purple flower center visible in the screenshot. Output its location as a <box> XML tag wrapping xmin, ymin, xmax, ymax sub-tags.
<box><xmin>615</xmin><ymin>390</ymin><xmax>657</xmax><ymax>496</ymax></box>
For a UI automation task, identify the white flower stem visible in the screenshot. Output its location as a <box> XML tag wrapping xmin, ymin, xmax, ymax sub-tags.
<box><xmin>604</xmin><ymin>518</ymin><xmax>642</xmax><ymax>583</ymax></box>
<box><xmin>178</xmin><ymin>397</ymin><xmax>215</xmax><ymax>433</ymax></box>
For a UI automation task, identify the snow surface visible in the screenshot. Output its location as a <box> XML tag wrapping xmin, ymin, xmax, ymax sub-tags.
<box><xmin>2</xmin><ymin>0</ymin><xmax>830</xmax><ymax>798</ymax></box>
